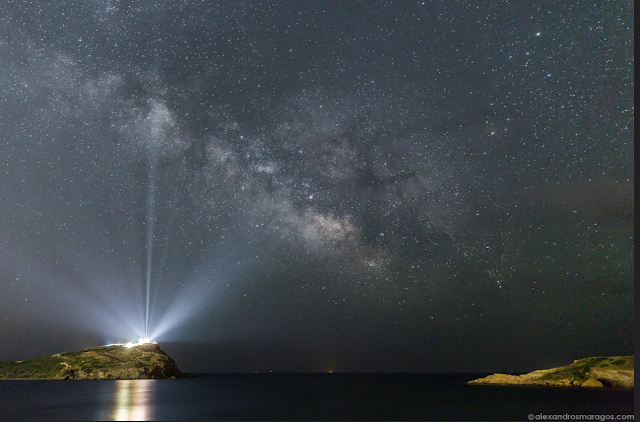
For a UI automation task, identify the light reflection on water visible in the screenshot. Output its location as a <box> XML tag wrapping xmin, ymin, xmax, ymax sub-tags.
<box><xmin>108</xmin><ymin>380</ymin><xmax>155</xmax><ymax>421</ymax></box>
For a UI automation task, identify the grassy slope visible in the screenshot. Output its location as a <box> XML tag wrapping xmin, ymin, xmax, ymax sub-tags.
<box><xmin>540</xmin><ymin>356</ymin><xmax>634</xmax><ymax>383</ymax></box>
<box><xmin>0</xmin><ymin>343</ymin><xmax>170</xmax><ymax>379</ymax></box>
<box><xmin>468</xmin><ymin>355</ymin><xmax>634</xmax><ymax>387</ymax></box>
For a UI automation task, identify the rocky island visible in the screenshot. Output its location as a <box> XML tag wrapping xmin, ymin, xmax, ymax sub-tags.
<box><xmin>0</xmin><ymin>342</ymin><xmax>192</xmax><ymax>380</ymax></box>
<box><xmin>468</xmin><ymin>356</ymin><xmax>633</xmax><ymax>388</ymax></box>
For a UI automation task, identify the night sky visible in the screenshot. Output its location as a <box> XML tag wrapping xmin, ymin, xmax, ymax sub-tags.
<box><xmin>0</xmin><ymin>1</ymin><xmax>633</xmax><ymax>373</ymax></box>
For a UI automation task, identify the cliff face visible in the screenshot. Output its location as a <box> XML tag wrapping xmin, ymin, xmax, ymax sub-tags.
<box><xmin>0</xmin><ymin>343</ymin><xmax>192</xmax><ymax>380</ymax></box>
<box><xmin>468</xmin><ymin>356</ymin><xmax>633</xmax><ymax>388</ymax></box>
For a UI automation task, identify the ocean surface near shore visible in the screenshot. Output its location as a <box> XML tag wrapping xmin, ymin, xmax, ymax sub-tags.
<box><xmin>0</xmin><ymin>373</ymin><xmax>633</xmax><ymax>421</ymax></box>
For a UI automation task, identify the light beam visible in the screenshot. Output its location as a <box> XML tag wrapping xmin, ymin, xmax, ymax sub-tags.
<box><xmin>145</xmin><ymin>138</ymin><xmax>158</xmax><ymax>338</ymax></box>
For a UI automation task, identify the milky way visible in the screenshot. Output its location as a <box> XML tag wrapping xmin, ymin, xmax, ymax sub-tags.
<box><xmin>0</xmin><ymin>1</ymin><xmax>633</xmax><ymax>372</ymax></box>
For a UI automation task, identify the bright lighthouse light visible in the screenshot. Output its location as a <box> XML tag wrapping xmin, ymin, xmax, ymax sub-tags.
<box><xmin>120</xmin><ymin>337</ymin><xmax>157</xmax><ymax>348</ymax></box>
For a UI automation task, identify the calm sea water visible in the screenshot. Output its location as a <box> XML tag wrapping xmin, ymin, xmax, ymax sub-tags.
<box><xmin>0</xmin><ymin>374</ymin><xmax>633</xmax><ymax>421</ymax></box>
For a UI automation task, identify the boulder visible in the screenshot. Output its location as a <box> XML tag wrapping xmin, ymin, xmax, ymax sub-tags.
<box><xmin>581</xmin><ymin>378</ymin><xmax>604</xmax><ymax>388</ymax></box>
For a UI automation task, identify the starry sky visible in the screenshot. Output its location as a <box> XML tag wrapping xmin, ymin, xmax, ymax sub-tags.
<box><xmin>0</xmin><ymin>1</ymin><xmax>633</xmax><ymax>373</ymax></box>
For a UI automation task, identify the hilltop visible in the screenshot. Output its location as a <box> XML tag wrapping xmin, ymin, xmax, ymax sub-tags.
<box><xmin>0</xmin><ymin>343</ymin><xmax>192</xmax><ymax>380</ymax></box>
<box><xmin>468</xmin><ymin>356</ymin><xmax>633</xmax><ymax>388</ymax></box>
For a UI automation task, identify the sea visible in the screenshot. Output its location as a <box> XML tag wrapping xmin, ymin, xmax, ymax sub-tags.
<box><xmin>0</xmin><ymin>374</ymin><xmax>633</xmax><ymax>421</ymax></box>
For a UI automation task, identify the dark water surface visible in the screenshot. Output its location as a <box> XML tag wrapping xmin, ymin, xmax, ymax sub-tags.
<box><xmin>0</xmin><ymin>374</ymin><xmax>633</xmax><ymax>421</ymax></box>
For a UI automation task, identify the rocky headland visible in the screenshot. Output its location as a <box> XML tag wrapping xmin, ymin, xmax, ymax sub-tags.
<box><xmin>468</xmin><ymin>356</ymin><xmax>633</xmax><ymax>388</ymax></box>
<box><xmin>0</xmin><ymin>343</ymin><xmax>192</xmax><ymax>380</ymax></box>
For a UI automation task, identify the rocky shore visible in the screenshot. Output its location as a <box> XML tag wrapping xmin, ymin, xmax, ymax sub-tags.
<box><xmin>468</xmin><ymin>356</ymin><xmax>633</xmax><ymax>388</ymax></box>
<box><xmin>0</xmin><ymin>343</ymin><xmax>192</xmax><ymax>380</ymax></box>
